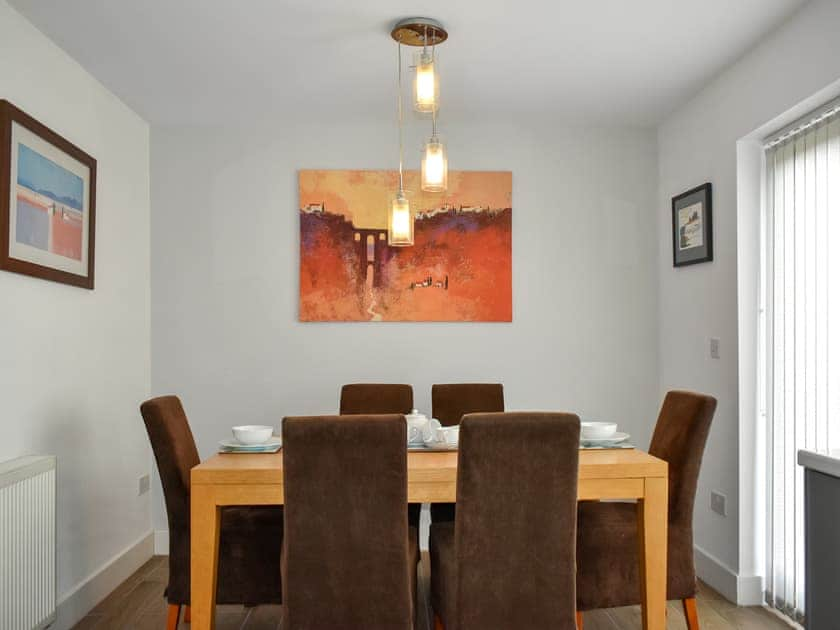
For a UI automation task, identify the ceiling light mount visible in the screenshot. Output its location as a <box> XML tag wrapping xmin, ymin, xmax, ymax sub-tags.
<box><xmin>390</xmin><ymin>17</ymin><xmax>448</xmax><ymax>46</ymax></box>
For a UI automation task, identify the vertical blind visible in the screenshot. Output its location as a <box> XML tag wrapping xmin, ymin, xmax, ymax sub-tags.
<box><xmin>763</xmin><ymin>106</ymin><xmax>840</xmax><ymax>623</ymax></box>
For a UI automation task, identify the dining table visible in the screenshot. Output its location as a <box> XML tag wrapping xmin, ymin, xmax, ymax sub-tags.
<box><xmin>190</xmin><ymin>447</ymin><xmax>668</xmax><ymax>630</ymax></box>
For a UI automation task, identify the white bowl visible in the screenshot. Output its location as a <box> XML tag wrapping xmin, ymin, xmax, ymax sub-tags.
<box><xmin>581</xmin><ymin>422</ymin><xmax>617</xmax><ymax>440</ymax></box>
<box><xmin>232</xmin><ymin>425</ymin><xmax>274</xmax><ymax>445</ymax></box>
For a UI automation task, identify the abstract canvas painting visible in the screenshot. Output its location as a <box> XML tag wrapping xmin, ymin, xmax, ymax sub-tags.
<box><xmin>1</xmin><ymin>100</ymin><xmax>96</xmax><ymax>288</ymax></box>
<box><xmin>299</xmin><ymin>169</ymin><xmax>511</xmax><ymax>322</ymax></box>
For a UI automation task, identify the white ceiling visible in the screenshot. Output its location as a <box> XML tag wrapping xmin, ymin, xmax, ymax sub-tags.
<box><xmin>10</xmin><ymin>0</ymin><xmax>805</xmax><ymax>127</ymax></box>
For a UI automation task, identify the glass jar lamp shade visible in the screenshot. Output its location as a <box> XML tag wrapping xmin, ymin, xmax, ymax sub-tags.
<box><xmin>388</xmin><ymin>193</ymin><xmax>414</xmax><ymax>246</ymax></box>
<box><xmin>413</xmin><ymin>52</ymin><xmax>439</xmax><ymax>113</ymax></box>
<box><xmin>421</xmin><ymin>137</ymin><xmax>447</xmax><ymax>192</ymax></box>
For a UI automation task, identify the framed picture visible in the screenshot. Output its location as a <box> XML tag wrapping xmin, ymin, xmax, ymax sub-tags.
<box><xmin>299</xmin><ymin>169</ymin><xmax>512</xmax><ymax>322</ymax></box>
<box><xmin>672</xmin><ymin>183</ymin><xmax>712</xmax><ymax>267</ymax></box>
<box><xmin>0</xmin><ymin>100</ymin><xmax>96</xmax><ymax>288</ymax></box>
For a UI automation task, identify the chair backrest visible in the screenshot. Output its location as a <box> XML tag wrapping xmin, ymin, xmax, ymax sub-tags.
<box><xmin>339</xmin><ymin>383</ymin><xmax>414</xmax><ymax>415</ymax></box>
<box><xmin>282</xmin><ymin>414</ymin><xmax>412</xmax><ymax>629</ymax></box>
<box><xmin>431</xmin><ymin>383</ymin><xmax>504</xmax><ymax>427</ymax></box>
<box><xmin>648</xmin><ymin>390</ymin><xmax>717</xmax><ymax>528</ymax></box>
<box><xmin>140</xmin><ymin>395</ymin><xmax>199</xmax><ymax>534</ymax></box>
<box><xmin>454</xmin><ymin>412</ymin><xmax>580</xmax><ymax>629</ymax></box>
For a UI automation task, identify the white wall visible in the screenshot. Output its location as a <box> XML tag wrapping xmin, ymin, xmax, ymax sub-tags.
<box><xmin>0</xmin><ymin>2</ymin><xmax>152</xmax><ymax>626</ymax></box>
<box><xmin>656</xmin><ymin>0</ymin><xmax>840</xmax><ymax>604</ymax></box>
<box><xmin>150</xmin><ymin>119</ymin><xmax>661</xmax><ymax>538</ymax></box>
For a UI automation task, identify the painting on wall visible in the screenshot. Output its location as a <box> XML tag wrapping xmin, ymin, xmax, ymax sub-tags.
<box><xmin>671</xmin><ymin>182</ymin><xmax>712</xmax><ymax>267</ymax></box>
<box><xmin>299</xmin><ymin>169</ymin><xmax>512</xmax><ymax>322</ymax></box>
<box><xmin>0</xmin><ymin>100</ymin><xmax>96</xmax><ymax>288</ymax></box>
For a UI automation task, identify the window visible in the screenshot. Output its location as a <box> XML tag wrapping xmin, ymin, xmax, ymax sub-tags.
<box><xmin>761</xmin><ymin>102</ymin><xmax>840</xmax><ymax>623</ymax></box>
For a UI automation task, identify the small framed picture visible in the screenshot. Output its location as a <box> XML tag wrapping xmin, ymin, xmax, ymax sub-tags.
<box><xmin>0</xmin><ymin>100</ymin><xmax>96</xmax><ymax>288</ymax></box>
<box><xmin>672</xmin><ymin>183</ymin><xmax>712</xmax><ymax>267</ymax></box>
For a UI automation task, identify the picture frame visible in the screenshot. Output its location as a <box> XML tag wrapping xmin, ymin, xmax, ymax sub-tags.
<box><xmin>0</xmin><ymin>100</ymin><xmax>96</xmax><ymax>289</ymax></box>
<box><xmin>671</xmin><ymin>182</ymin><xmax>712</xmax><ymax>267</ymax></box>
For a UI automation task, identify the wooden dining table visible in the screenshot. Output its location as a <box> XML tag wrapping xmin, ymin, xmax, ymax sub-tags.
<box><xmin>190</xmin><ymin>448</ymin><xmax>668</xmax><ymax>630</ymax></box>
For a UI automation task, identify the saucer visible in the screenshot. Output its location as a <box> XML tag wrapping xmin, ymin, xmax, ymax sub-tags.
<box><xmin>580</xmin><ymin>432</ymin><xmax>629</xmax><ymax>447</ymax></box>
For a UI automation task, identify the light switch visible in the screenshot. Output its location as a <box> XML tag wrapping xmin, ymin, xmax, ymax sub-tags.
<box><xmin>709</xmin><ymin>337</ymin><xmax>720</xmax><ymax>360</ymax></box>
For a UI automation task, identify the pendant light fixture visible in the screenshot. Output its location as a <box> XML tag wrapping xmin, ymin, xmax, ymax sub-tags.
<box><xmin>389</xmin><ymin>18</ymin><xmax>449</xmax><ymax>242</ymax></box>
<box><xmin>388</xmin><ymin>33</ymin><xmax>413</xmax><ymax>246</ymax></box>
<box><xmin>413</xmin><ymin>45</ymin><xmax>439</xmax><ymax>113</ymax></box>
<box><xmin>421</xmin><ymin>108</ymin><xmax>448</xmax><ymax>193</ymax></box>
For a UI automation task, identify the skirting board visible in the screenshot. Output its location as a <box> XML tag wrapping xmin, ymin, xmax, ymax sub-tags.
<box><xmin>694</xmin><ymin>544</ymin><xmax>763</xmax><ymax>606</ymax></box>
<box><xmin>155</xmin><ymin>529</ymin><xmax>169</xmax><ymax>555</ymax></box>
<box><xmin>54</xmin><ymin>530</ymin><xmax>154</xmax><ymax>630</ymax></box>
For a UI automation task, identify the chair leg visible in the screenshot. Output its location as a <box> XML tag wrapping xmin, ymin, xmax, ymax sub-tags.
<box><xmin>166</xmin><ymin>604</ymin><xmax>181</xmax><ymax>630</ymax></box>
<box><xmin>183</xmin><ymin>605</ymin><xmax>191</xmax><ymax>623</ymax></box>
<box><xmin>434</xmin><ymin>613</ymin><xmax>445</xmax><ymax>630</ymax></box>
<box><xmin>683</xmin><ymin>597</ymin><xmax>700</xmax><ymax>630</ymax></box>
<box><xmin>576</xmin><ymin>610</ymin><xmax>584</xmax><ymax>629</ymax></box>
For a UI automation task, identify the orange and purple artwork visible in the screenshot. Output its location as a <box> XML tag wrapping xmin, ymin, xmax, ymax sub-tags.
<box><xmin>299</xmin><ymin>169</ymin><xmax>512</xmax><ymax>322</ymax></box>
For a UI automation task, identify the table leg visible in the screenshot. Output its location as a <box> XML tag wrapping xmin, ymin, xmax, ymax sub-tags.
<box><xmin>191</xmin><ymin>484</ymin><xmax>220</xmax><ymax>630</ymax></box>
<box><xmin>637</xmin><ymin>476</ymin><xmax>668</xmax><ymax>630</ymax></box>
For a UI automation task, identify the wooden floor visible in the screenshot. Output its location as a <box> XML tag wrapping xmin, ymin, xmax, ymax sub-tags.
<box><xmin>73</xmin><ymin>554</ymin><xmax>793</xmax><ymax>630</ymax></box>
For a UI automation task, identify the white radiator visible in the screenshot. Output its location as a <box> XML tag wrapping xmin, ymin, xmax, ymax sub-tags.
<box><xmin>0</xmin><ymin>457</ymin><xmax>56</xmax><ymax>630</ymax></box>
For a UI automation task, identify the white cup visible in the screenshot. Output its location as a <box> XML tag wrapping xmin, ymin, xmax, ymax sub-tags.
<box><xmin>437</xmin><ymin>425</ymin><xmax>460</xmax><ymax>447</ymax></box>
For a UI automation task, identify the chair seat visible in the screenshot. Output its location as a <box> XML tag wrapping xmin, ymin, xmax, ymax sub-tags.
<box><xmin>429</xmin><ymin>522</ymin><xmax>456</xmax><ymax>628</ymax></box>
<box><xmin>216</xmin><ymin>506</ymin><xmax>284</xmax><ymax>605</ymax></box>
<box><xmin>576</xmin><ymin>501</ymin><xmax>695</xmax><ymax>610</ymax></box>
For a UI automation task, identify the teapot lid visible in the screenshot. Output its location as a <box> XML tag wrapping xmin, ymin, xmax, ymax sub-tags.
<box><xmin>406</xmin><ymin>408</ymin><xmax>426</xmax><ymax>419</ymax></box>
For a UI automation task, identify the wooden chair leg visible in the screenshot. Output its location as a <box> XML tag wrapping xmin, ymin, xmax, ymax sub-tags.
<box><xmin>434</xmin><ymin>613</ymin><xmax>445</xmax><ymax>630</ymax></box>
<box><xmin>183</xmin><ymin>605</ymin><xmax>191</xmax><ymax>623</ymax></box>
<box><xmin>166</xmin><ymin>604</ymin><xmax>181</xmax><ymax>630</ymax></box>
<box><xmin>576</xmin><ymin>610</ymin><xmax>584</xmax><ymax>630</ymax></box>
<box><xmin>683</xmin><ymin>597</ymin><xmax>700</xmax><ymax>630</ymax></box>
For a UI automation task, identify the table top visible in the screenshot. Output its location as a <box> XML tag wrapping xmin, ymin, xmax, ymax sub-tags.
<box><xmin>192</xmin><ymin>447</ymin><xmax>667</xmax><ymax>486</ymax></box>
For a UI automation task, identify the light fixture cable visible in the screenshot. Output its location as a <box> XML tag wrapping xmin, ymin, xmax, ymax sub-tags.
<box><xmin>397</xmin><ymin>37</ymin><xmax>405</xmax><ymax>195</ymax></box>
<box><xmin>431</xmin><ymin>40</ymin><xmax>437</xmax><ymax>138</ymax></box>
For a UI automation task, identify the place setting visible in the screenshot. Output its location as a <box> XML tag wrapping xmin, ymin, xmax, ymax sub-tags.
<box><xmin>218</xmin><ymin>425</ymin><xmax>282</xmax><ymax>453</ymax></box>
<box><xmin>579</xmin><ymin>421</ymin><xmax>632</xmax><ymax>449</ymax></box>
<box><xmin>405</xmin><ymin>409</ymin><xmax>459</xmax><ymax>451</ymax></box>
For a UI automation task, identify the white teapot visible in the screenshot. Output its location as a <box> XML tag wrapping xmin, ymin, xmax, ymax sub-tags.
<box><xmin>405</xmin><ymin>409</ymin><xmax>431</xmax><ymax>446</ymax></box>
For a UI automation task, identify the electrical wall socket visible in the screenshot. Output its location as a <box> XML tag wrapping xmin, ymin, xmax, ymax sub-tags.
<box><xmin>138</xmin><ymin>474</ymin><xmax>150</xmax><ymax>496</ymax></box>
<box><xmin>711</xmin><ymin>490</ymin><xmax>726</xmax><ymax>516</ymax></box>
<box><xmin>709</xmin><ymin>337</ymin><xmax>720</xmax><ymax>360</ymax></box>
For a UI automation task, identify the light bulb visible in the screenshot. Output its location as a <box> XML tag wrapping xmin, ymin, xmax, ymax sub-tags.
<box><xmin>421</xmin><ymin>137</ymin><xmax>448</xmax><ymax>192</ymax></box>
<box><xmin>414</xmin><ymin>52</ymin><xmax>439</xmax><ymax>113</ymax></box>
<box><xmin>388</xmin><ymin>193</ymin><xmax>414</xmax><ymax>246</ymax></box>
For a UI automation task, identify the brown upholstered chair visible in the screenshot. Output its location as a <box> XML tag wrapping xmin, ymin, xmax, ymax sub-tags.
<box><xmin>339</xmin><ymin>383</ymin><xmax>421</xmax><ymax>532</ymax></box>
<box><xmin>575</xmin><ymin>390</ymin><xmax>717</xmax><ymax>630</ymax></box>
<box><xmin>431</xmin><ymin>383</ymin><xmax>505</xmax><ymax>427</ymax></box>
<box><xmin>140</xmin><ymin>396</ymin><xmax>283</xmax><ymax>629</ymax></box>
<box><xmin>282</xmin><ymin>414</ymin><xmax>419</xmax><ymax>629</ymax></box>
<box><xmin>430</xmin><ymin>383</ymin><xmax>505</xmax><ymax>523</ymax></box>
<box><xmin>430</xmin><ymin>412</ymin><xmax>581</xmax><ymax>630</ymax></box>
<box><xmin>340</xmin><ymin>383</ymin><xmax>414</xmax><ymax>415</ymax></box>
